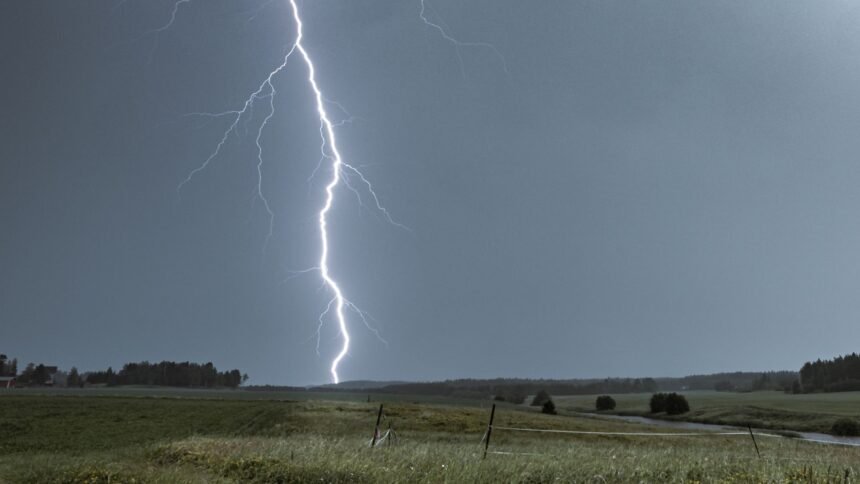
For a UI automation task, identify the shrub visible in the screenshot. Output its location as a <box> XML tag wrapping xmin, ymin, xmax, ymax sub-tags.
<box><xmin>664</xmin><ymin>393</ymin><xmax>690</xmax><ymax>415</ymax></box>
<box><xmin>541</xmin><ymin>399</ymin><xmax>557</xmax><ymax>415</ymax></box>
<box><xmin>649</xmin><ymin>392</ymin><xmax>690</xmax><ymax>414</ymax></box>
<box><xmin>595</xmin><ymin>395</ymin><xmax>616</xmax><ymax>411</ymax></box>
<box><xmin>831</xmin><ymin>418</ymin><xmax>860</xmax><ymax>436</ymax></box>
<box><xmin>531</xmin><ymin>390</ymin><xmax>551</xmax><ymax>407</ymax></box>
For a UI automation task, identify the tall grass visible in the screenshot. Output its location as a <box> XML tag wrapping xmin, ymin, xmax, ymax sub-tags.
<box><xmin>1</xmin><ymin>394</ymin><xmax>859</xmax><ymax>482</ymax></box>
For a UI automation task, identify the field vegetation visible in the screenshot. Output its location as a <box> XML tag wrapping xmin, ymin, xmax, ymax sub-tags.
<box><xmin>1</xmin><ymin>390</ymin><xmax>859</xmax><ymax>482</ymax></box>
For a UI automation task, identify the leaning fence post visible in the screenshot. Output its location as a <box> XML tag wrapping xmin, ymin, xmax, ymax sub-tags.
<box><xmin>370</xmin><ymin>403</ymin><xmax>384</xmax><ymax>448</ymax></box>
<box><xmin>747</xmin><ymin>425</ymin><xmax>761</xmax><ymax>458</ymax></box>
<box><xmin>483</xmin><ymin>403</ymin><xmax>496</xmax><ymax>459</ymax></box>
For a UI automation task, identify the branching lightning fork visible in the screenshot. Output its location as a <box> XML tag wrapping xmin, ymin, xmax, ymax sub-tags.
<box><xmin>174</xmin><ymin>0</ymin><xmax>401</xmax><ymax>383</ymax></box>
<box><xmin>419</xmin><ymin>0</ymin><xmax>509</xmax><ymax>78</ymax></box>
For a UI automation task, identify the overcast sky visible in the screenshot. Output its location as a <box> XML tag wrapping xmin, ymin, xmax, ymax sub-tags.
<box><xmin>3</xmin><ymin>0</ymin><xmax>860</xmax><ymax>385</ymax></box>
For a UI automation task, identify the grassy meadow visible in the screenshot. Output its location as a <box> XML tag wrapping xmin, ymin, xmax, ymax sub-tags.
<box><xmin>556</xmin><ymin>390</ymin><xmax>860</xmax><ymax>434</ymax></box>
<box><xmin>1</xmin><ymin>390</ymin><xmax>860</xmax><ymax>483</ymax></box>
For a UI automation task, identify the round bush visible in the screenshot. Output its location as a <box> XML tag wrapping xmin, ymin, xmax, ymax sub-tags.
<box><xmin>664</xmin><ymin>393</ymin><xmax>690</xmax><ymax>415</ymax></box>
<box><xmin>595</xmin><ymin>395</ymin><xmax>616</xmax><ymax>411</ymax></box>
<box><xmin>831</xmin><ymin>418</ymin><xmax>860</xmax><ymax>436</ymax></box>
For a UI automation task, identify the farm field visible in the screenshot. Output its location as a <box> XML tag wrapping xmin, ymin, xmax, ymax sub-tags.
<box><xmin>1</xmin><ymin>391</ymin><xmax>859</xmax><ymax>483</ymax></box>
<box><xmin>556</xmin><ymin>390</ymin><xmax>860</xmax><ymax>434</ymax></box>
<box><xmin>2</xmin><ymin>386</ymin><xmax>488</xmax><ymax>407</ymax></box>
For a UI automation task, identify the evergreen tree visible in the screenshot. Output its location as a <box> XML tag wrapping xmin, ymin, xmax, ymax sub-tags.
<box><xmin>67</xmin><ymin>367</ymin><xmax>81</xmax><ymax>388</ymax></box>
<box><xmin>33</xmin><ymin>364</ymin><xmax>49</xmax><ymax>385</ymax></box>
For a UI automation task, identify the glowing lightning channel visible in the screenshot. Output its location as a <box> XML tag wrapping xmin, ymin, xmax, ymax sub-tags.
<box><xmin>286</xmin><ymin>0</ymin><xmax>354</xmax><ymax>384</ymax></box>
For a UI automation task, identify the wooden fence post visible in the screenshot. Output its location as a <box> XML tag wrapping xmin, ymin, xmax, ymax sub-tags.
<box><xmin>483</xmin><ymin>403</ymin><xmax>496</xmax><ymax>459</ymax></box>
<box><xmin>370</xmin><ymin>403</ymin><xmax>384</xmax><ymax>448</ymax></box>
<box><xmin>747</xmin><ymin>425</ymin><xmax>761</xmax><ymax>458</ymax></box>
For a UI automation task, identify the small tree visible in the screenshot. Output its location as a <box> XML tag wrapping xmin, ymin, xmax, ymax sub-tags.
<box><xmin>19</xmin><ymin>363</ymin><xmax>35</xmax><ymax>384</ymax></box>
<box><xmin>595</xmin><ymin>395</ymin><xmax>616</xmax><ymax>411</ymax></box>
<box><xmin>32</xmin><ymin>364</ymin><xmax>49</xmax><ymax>385</ymax></box>
<box><xmin>106</xmin><ymin>367</ymin><xmax>117</xmax><ymax>386</ymax></box>
<box><xmin>541</xmin><ymin>398</ymin><xmax>557</xmax><ymax>415</ymax></box>
<box><xmin>67</xmin><ymin>367</ymin><xmax>81</xmax><ymax>388</ymax></box>
<box><xmin>531</xmin><ymin>390</ymin><xmax>551</xmax><ymax>407</ymax></box>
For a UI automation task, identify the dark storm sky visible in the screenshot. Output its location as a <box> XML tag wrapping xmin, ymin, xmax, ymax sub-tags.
<box><xmin>3</xmin><ymin>1</ymin><xmax>860</xmax><ymax>385</ymax></box>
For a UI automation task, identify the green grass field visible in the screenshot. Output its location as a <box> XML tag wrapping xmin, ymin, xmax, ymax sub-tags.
<box><xmin>556</xmin><ymin>390</ymin><xmax>860</xmax><ymax>434</ymax></box>
<box><xmin>2</xmin><ymin>390</ymin><xmax>860</xmax><ymax>483</ymax></box>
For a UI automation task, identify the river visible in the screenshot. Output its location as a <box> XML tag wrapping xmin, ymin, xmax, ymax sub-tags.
<box><xmin>578</xmin><ymin>413</ymin><xmax>860</xmax><ymax>447</ymax></box>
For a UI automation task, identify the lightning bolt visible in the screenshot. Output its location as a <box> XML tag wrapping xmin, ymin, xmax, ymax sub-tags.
<box><xmin>287</xmin><ymin>1</ymin><xmax>355</xmax><ymax>384</ymax></box>
<box><xmin>172</xmin><ymin>0</ymin><xmax>402</xmax><ymax>384</ymax></box>
<box><xmin>286</xmin><ymin>1</ymin><xmax>402</xmax><ymax>383</ymax></box>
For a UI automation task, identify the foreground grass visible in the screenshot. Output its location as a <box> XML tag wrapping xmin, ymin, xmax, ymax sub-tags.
<box><xmin>2</xmin><ymin>393</ymin><xmax>859</xmax><ymax>482</ymax></box>
<box><xmin>556</xmin><ymin>390</ymin><xmax>860</xmax><ymax>434</ymax></box>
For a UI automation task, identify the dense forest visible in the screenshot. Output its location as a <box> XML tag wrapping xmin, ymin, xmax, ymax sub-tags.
<box><xmin>86</xmin><ymin>361</ymin><xmax>247</xmax><ymax>388</ymax></box>
<box><xmin>800</xmin><ymin>353</ymin><xmax>860</xmax><ymax>393</ymax></box>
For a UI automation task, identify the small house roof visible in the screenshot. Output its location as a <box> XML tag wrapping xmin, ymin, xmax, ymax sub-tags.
<box><xmin>0</xmin><ymin>376</ymin><xmax>15</xmax><ymax>381</ymax></box>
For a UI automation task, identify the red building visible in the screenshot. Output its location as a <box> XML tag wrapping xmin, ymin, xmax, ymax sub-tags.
<box><xmin>0</xmin><ymin>377</ymin><xmax>15</xmax><ymax>389</ymax></box>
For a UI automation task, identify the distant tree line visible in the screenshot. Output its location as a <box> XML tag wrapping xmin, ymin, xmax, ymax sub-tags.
<box><xmin>86</xmin><ymin>361</ymin><xmax>247</xmax><ymax>388</ymax></box>
<box><xmin>17</xmin><ymin>363</ymin><xmax>51</xmax><ymax>385</ymax></box>
<box><xmin>800</xmin><ymin>353</ymin><xmax>860</xmax><ymax>393</ymax></box>
<box><xmin>711</xmin><ymin>372</ymin><xmax>798</xmax><ymax>393</ymax></box>
<box><xmin>661</xmin><ymin>371</ymin><xmax>798</xmax><ymax>393</ymax></box>
<box><xmin>374</xmin><ymin>378</ymin><xmax>659</xmax><ymax>402</ymax></box>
